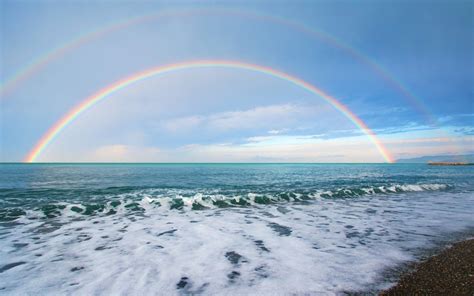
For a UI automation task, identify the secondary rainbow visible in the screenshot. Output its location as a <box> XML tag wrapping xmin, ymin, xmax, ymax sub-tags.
<box><xmin>4</xmin><ymin>8</ymin><xmax>449</xmax><ymax>154</ymax></box>
<box><xmin>24</xmin><ymin>60</ymin><xmax>394</xmax><ymax>163</ymax></box>
<box><xmin>0</xmin><ymin>7</ymin><xmax>437</xmax><ymax>126</ymax></box>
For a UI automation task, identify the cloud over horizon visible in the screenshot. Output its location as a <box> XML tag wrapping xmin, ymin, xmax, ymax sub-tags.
<box><xmin>1</xmin><ymin>1</ymin><xmax>472</xmax><ymax>162</ymax></box>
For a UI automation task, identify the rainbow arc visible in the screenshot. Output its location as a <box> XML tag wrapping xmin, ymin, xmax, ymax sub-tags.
<box><xmin>24</xmin><ymin>60</ymin><xmax>394</xmax><ymax>163</ymax></box>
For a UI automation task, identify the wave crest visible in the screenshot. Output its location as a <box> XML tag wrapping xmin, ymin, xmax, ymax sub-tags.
<box><xmin>0</xmin><ymin>183</ymin><xmax>452</xmax><ymax>221</ymax></box>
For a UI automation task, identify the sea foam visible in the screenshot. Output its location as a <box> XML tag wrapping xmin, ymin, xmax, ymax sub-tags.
<box><xmin>1</xmin><ymin>190</ymin><xmax>473</xmax><ymax>295</ymax></box>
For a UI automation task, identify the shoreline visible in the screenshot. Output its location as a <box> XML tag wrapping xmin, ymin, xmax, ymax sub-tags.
<box><xmin>380</xmin><ymin>238</ymin><xmax>474</xmax><ymax>295</ymax></box>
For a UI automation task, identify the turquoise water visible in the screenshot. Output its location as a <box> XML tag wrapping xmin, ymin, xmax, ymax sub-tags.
<box><xmin>1</xmin><ymin>163</ymin><xmax>473</xmax><ymax>294</ymax></box>
<box><xmin>1</xmin><ymin>163</ymin><xmax>472</xmax><ymax>218</ymax></box>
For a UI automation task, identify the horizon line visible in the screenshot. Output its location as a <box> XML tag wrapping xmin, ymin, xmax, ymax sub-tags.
<box><xmin>3</xmin><ymin>161</ymin><xmax>399</xmax><ymax>165</ymax></box>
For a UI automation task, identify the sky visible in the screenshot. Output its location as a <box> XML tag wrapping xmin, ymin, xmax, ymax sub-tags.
<box><xmin>0</xmin><ymin>0</ymin><xmax>473</xmax><ymax>162</ymax></box>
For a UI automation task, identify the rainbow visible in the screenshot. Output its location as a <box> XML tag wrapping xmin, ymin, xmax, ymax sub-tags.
<box><xmin>0</xmin><ymin>7</ymin><xmax>437</xmax><ymax>126</ymax></box>
<box><xmin>4</xmin><ymin>8</ymin><xmax>456</xmax><ymax>156</ymax></box>
<box><xmin>0</xmin><ymin>9</ymin><xmax>194</xmax><ymax>97</ymax></box>
<box><xmin>24</xmin><ymin>60</ymin><xmax>394</xmax><ymax>163</ymax></box>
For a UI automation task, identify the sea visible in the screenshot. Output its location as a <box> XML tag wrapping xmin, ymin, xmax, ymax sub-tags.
<box><xmin>0</xmin><ymin>163</ymin><xmax>473</xmax><ymax>295</ymax></box>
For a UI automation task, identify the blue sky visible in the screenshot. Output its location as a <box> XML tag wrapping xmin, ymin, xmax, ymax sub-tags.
<box><xmin>1</xmin><ymin>0</ymin><xmax>473</xmax><ymax>162</ymax></box>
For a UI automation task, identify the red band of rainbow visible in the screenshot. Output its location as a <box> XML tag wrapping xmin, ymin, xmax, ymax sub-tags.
<box><xmin>24</xmin><ymin>60</ymin><xmax>394</xmax><ymax>163</ymax></box>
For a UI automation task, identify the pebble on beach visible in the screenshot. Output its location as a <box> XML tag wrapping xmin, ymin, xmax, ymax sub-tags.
<box><xmin>381</xmin><ymin>239</ymin><xmax>474</xmax><ymax>295</ymax></box>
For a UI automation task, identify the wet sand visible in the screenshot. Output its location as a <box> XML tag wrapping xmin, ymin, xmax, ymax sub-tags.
<box><xmin>381</xmin><ymin>239</ymin><xmax>474</xmax><ymax>295</ymax></box>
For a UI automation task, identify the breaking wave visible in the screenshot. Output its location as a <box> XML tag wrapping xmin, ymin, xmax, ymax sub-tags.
<box><xmin>0</xmin><ymin>183</ymin><xmax>452</xmax><ymax>221</ymax></box>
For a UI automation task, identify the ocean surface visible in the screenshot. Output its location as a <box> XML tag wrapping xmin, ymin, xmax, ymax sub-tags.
<box><xmin>0</xmin><ymin>163</ymin><xmax>473</xmax><ymax>295</ymax></box>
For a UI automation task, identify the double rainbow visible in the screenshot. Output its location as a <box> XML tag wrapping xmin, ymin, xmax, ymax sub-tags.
<box><xmin>24</xmin><ymin>60</ymin><xmax>394</xmax><ymax>163</ymax></box>
<box><xmin>0</xmin><ymin>8</ymin><xmax>435</xmax><ymax>126</ymax></box>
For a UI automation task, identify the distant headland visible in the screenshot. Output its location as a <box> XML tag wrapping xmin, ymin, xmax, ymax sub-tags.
<box><xmin>397</xmin><ymin>154</ymin><xmax>474</xmax><ymax>164</ymax></box>
<box><xmin>428</xmin><ymin>162</ymin><xmax>473</xmax><ymax>166</ymax></box>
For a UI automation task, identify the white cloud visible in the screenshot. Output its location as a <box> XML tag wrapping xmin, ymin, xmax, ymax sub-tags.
<box><xmin>169</xmin><ymin>137</ymin><xmax>382</xmax><ymax>162</ymax></box>
<box><xmin>161</xmin><ymin>103</ymin><xmax>328</xmax><ymax>133</ymax></box>
<box><xmin>385</xmin><ymin>136</ymin><xmax>474</xmax><ymax>160</ymax></box>
<box><xmin>268</xmin><ymin>128</ymin><xmax>289</xmax><ymax>134</ymax></box>
<box><xmin>38</xmin><ymin>130</ymin><xmax>474</xmax><ymax>163</ymax></box>
<box><xmin>208</xmin><ymin>104</ymin><xmax>306</xmax><ymax>131</ymax></box>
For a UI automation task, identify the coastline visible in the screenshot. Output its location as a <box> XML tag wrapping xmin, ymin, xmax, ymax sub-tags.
<box><xmin>428</xmin><ymin>162</ymin><xmax>474</xmax><ymax>166</ymax></box>
<box><xmin>1</xmin><ymin>164</ymin><xmax>473</xmax><ymax>294</ymax></box>
<box><xmin>380</xmin><ymin>238</ymin><xmax>474</xmax><ymax>295</ymax></box>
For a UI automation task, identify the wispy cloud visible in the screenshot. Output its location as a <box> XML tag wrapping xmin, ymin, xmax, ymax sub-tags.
<box><xmin>268</xmin><ymin>128</ymin><xmax>289</xmax><ymax>135</ymax></box>
<box><xmin>438</xmin><ymin>113</ymin><xmax>474</xmax><ymax>124</ymax></box>
<box><xmin>454</xmin><ymin>127</ymin><xmax>474</xmax><ymax>135</ymax></box>
<box><xmin>162</xmin><ymin>103</ymin><xmax>316</xmax><ymax>133</ymax></box>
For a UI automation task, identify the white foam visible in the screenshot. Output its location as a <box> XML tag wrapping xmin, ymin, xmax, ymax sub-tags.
<box><xmin>0</xmin><ymin>190</ymin><xmax>473</xmax><ymax>295</ymax></box>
